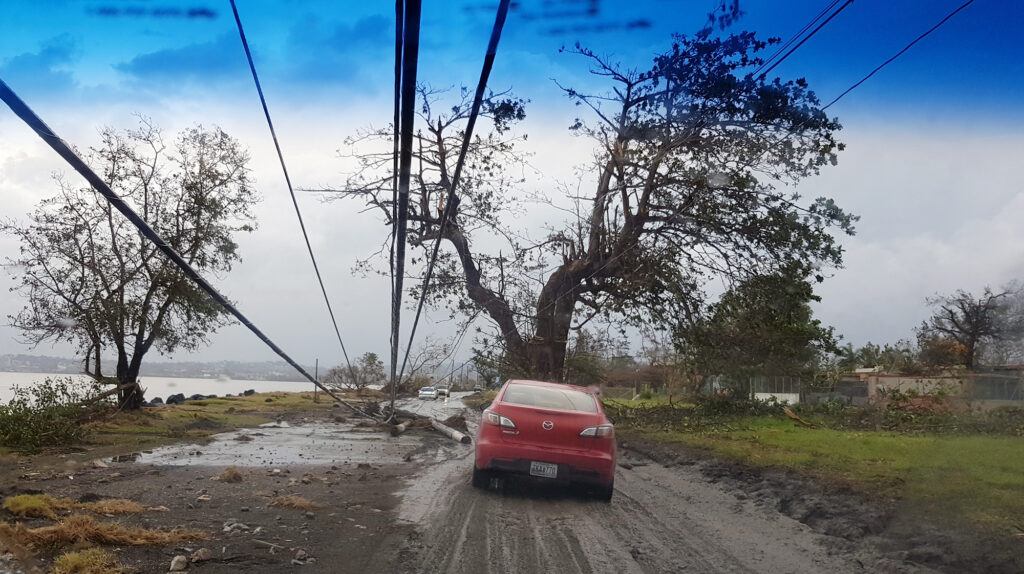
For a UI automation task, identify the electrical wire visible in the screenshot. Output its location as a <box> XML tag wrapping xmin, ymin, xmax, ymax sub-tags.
<box><xmin>0</xmin><ymin>77</ymin><xmax>378</xmax><ymax>418</ymax></box>
<box><xmin>228</xmin><ymin>0</ymin><xmax>357</xmax><ymax>383</ymax></box>
<box><xmin>822</xmin><ymin>0</ymin><xmax>975</xmax><ymax>110</ymax></box>
<box><xmin>397</xmin><ymin>0</ymin><xmax>513</xmax><ymax>384</ymax></box>
<box><xmin>758</xmin><ymin>0</ymin><xmax>854</xmax><ymax>79</ymax></box>
<box><xmin>751</xmin><ymin>0</ymin><xmax>844</xmax><ymax>78</ymax></box>
<box><xmin>390</xmin><ymin>0</ymin><xmax>423</xmax><ymax>412</ymax></box>
<box><xmin>389</xmin><ymin>0</ymin><xmax>405</xmax><ymax>415</ymax></box>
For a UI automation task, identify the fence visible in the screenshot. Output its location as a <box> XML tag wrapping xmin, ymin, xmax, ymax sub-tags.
<box><xmin>970</xmin><ymin>373</ymin><xmax>1024</xmax><ymax>401</ymax></box>
<box><xmin>606</xmin><ymin>371</ymin><xmax>1024</xmax><ymax>406</ymax></box>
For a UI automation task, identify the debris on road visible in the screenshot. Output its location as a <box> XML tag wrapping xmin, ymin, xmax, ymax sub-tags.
<box><xmin>430</xmin><ymin>419</ymin><xmax>471</xmax><ymax>444</ymax></box>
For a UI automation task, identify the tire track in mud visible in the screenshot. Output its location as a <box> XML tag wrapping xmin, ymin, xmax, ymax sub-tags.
<box><xmin>391</xmin><ymin>446</ymin><xmax>909</xmax><ymax>574</ymax></box>
<box><xmin>387</xmin><ymin>405</ymin><xmax>908</xmax><ymax>574</ymax></box>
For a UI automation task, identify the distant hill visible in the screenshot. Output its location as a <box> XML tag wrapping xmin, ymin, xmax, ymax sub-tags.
<box><xmin>0</xmin><ymin>354</ymin><xmax>310</xmax><ymax>382</ymax></box>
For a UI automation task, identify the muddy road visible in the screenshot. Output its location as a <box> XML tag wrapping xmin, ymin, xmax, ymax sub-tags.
<box><xmin>381</xmin><ymin>393</ymin><xmax>993</xmax><ymax>574</ymax></box>
<box><xmin>3</xmin><ymin>393</ymin><xmax>1000</xmax><ymax>573</ymax></box>
<box><xmin>387</xmin><ymin>440</ymin><xmax>908</xmax><ymax>573</ymax></box>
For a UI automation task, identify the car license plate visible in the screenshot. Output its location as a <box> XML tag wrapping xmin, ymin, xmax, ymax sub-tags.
<box><xmin>529</xmin><ymin>461</ymin><xmax>558</xmax><ymax>479</ymax></box>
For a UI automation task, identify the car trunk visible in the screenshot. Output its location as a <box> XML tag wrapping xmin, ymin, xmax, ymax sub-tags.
<box><xmin>496</xmin><ymin>403</ymin><xmax>603</xmax><ymax>452</ymax></box>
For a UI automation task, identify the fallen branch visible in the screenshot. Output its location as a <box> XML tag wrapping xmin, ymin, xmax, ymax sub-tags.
<box><xmin>783</xmin><ymin>407</ymin><xmax>815</xmax><ymax>429</ymax></box>
<box><xmin>76</xmin><ymin>382</ymin><xmax>138</xmax><ymax>407</ymax></box>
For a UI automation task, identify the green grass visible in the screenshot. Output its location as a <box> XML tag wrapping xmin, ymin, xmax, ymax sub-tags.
<box><xmin>624</xmin><ymin>416</ymin><xmax>1024</xmax><ymax>531</ymax></box>
<box><xmin>81</xmin><ymin>392</ymin><xmax>335</xmax><ymax>450</ymax></box>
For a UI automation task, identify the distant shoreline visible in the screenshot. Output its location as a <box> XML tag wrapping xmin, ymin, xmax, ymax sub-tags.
<box><xmin>0</xmin><ymin>354</ymin><xmax>312</xmax><ymax>382</ymax></box>
<box><xmin>0</xmin><ymin>372</ymin><xmax>318</xmax><ymax>403</ymax></box>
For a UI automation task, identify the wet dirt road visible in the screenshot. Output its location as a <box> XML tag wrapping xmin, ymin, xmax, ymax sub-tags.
<box><xmin>382</xmin><ymin>396</ymin><xmax>927</xmax><ymax>574</ymax></box>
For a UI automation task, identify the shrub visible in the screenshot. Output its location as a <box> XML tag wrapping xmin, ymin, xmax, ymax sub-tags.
<box><xmin>0</xmin><ymin>377</ymin><xmax>107</xmax><ymax>453</ymax></box>
<box><xmin>52</xmin><ymin>548</ymin><xmax>123</xmax><ymax>574</ymax></box>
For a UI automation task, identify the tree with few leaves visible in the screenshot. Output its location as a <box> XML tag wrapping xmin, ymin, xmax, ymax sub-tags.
<box><xmin>333</xmin><ymin>30</ymin><xmax>854</xmax><ymax>381</ymax></box>
<box><xmin>2</xmin><ymin>120</ymin><xmax>258</xmax><ymax>409</ymax></box>
<box><xmin>919</xmin><ymin>284</ymin><xmax>1024</xmax><ymax>370</ymax></box>
<box><xmin>324</xmin><ymin>352</ymin><xmax>387</xmax><ymax>393</ymax></box>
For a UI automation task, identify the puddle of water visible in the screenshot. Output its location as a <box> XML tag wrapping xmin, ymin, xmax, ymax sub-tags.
<box><xmin>133</xmin><ymin>422</ymin><xmax>423</xmax><ymax>467</ymax></box>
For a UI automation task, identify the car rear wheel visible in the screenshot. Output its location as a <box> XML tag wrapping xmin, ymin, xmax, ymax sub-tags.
<box><xmin>592</xmin><ymin>482</ymin><xmax>614</xmax><ymax>502</ymax></box>
<box><xmin>471</xmin><ymin>467</ymin><xmax>490</xmax><ymax>489</ymax></box>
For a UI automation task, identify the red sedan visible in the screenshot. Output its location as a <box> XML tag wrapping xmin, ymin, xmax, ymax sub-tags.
<box><xmin>472</xmin><ymin>379</ymin><xmax>617</xmax><ymax>501</ymax></box>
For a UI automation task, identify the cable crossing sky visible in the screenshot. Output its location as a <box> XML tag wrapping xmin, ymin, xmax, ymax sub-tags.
<box><xmin>398</xmin><ymin>0</ymin><xmax>513</xmax><ymax>384</ymax></box>
<box><xmin>228</xmin><ymin>0</ymin><xmax>358</xmax><ymax>383</ymax></box>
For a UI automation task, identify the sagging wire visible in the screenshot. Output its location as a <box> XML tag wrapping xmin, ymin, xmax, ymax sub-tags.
<box><xmin>228</xmin><ymin>0</ymin><xmax>359</xmax><ymax>387</ymax></box>
<box><xmin>397</xmin><ymin>0</ymin><xmax>513</xmax><ymax>385</ymax></box>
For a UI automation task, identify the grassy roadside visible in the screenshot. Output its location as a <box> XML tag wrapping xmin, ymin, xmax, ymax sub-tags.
<box><xmin>83</xmin><ymin>392</ymin><xmax>338</xmax><ymax>450</ymax></box>
<box><xmin>608</xmin><ymin>400</ymin><xmax>1024</xmax><ymax>533</ymax></box>
<box><xmin>0</xmin><ymin>390</ymin><xmax>373</xmax><ymax>459</ymax></box>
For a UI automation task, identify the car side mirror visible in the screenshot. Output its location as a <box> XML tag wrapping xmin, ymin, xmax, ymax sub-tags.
<box><xmin>479</xmin><ymin>401</ymin><xmax>491</xmax><ymax>411</ymax></box>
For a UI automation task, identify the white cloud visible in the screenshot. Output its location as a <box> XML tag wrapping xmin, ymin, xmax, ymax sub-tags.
<box><xmin>809</xmin><ymin>124</ymin><xmax>1024</xmax><ymax>347</ymax></box>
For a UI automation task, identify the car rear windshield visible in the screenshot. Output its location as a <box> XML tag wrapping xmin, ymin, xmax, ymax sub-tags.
<box><xmin>502</xmin><ymin>384</ymin><xmax>597</xmax><ymax>412</ymax></box>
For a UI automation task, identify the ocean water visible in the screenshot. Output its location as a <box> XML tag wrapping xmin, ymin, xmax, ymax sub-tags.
<box><xmin>0</xmin><ymin>372</ymin><xmax>319</xmax><ymax>404</ymax></box>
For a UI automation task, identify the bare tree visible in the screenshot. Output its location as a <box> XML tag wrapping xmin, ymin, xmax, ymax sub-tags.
<box><xmin>2</xmin><ymin>119</ymin><xmax>258</xmax><ymax>408</ymax></box>
<box><xmin>323</xmin><ymin>352</ymin><xmax>387</xmax><ymax>394</ymax></box>
<box><xmin>920</xmin><ymin>284</ymin><xmax>1024</xmax><ymax>370</ymax></box>
<box><xmin>331</xmin><ymin>31</ymin><xmax>853</xmax><ymax>381</ymax></box>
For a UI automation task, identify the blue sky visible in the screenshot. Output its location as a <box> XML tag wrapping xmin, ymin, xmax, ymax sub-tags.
<box><xmin>1</xmin><ymin>0</ymin><xmax>1023</xmax><ymax>367</ymax></box>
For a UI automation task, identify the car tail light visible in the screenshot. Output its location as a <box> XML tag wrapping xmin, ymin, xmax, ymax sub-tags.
<box><xmin>483</xmin><ymin>409</ymin><xmax>516</xmax><ymax>429</ymax></box>
<box><xmin>579</xmin><ymin>424</ymin><xmax>614</xmax><ymax>438</ymax></box>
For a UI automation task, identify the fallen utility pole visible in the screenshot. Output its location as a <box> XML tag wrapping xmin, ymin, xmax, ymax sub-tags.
<box><xmin>389</xmin><ymin>421</ymin><xmax>410</xmax><ymax>437</ymax></box>
<box><xmin>431</xmin><ymin>419</ymin><xmax>471</xmax><ymax>444</ymax></box>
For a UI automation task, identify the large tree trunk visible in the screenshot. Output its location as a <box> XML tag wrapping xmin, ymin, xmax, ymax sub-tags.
<box><xmin>114</xmin><ymin>349</ymin><xmax>145</xmax><ymax>410</ymax></box>
<box><xmin>524</xmin><ymin>267</ymin><xmax>578</xmax><ymax>380</ymax></box>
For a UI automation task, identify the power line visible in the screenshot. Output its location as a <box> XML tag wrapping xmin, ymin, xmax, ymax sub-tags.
<box><xmin>391</xmin><ymin>0</ymin><xmax>404</xmax><ymax>339</ymax></box>
<box><xmin>389</xmin><ymin>0</ymin><xmax>405</xmax><ymax>415</ymax></box>
<box><xmin>0</xmin><ymin>77</ymin><xmax>375</xmax><ymax>418</ymax></box>
<box><xmin>390</xmin><ymin>0</ymin><xmax>423</xmax><ymax>414</ymax></box>
<box><xmin>758</xmin><ymin>0</ymin><xmax>854</xmax><ymax>79</ymax></box>
<box><xmin>228</xmin><ymin>0</ymin><xmax>357</xmax><ymax>382</ymax></box>
<box><xmin>752</xmin><ymin>0</ymin><xmax>844</xmax><ymax>78</ymax></box>
<box><xmin>822</xmin><ymin>0</ymin><xmax>975</xmax><ymax>110</ymax></box>
<box><xmin>398</xmin><ymin>0</ymin><xmax>513</xmax><ymax>384</ymax></box>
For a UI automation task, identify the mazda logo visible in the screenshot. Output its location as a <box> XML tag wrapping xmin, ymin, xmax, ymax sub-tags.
<box><xmin>542</xmin><ymin>420</ymin><xmax>554</xmax><ymax>430</ymax></box>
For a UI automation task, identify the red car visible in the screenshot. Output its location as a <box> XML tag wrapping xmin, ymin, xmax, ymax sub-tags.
<box><xmin>472</xmin><ymin>379</ymin><xmax>617</xmax><ymax>501</ymax></box>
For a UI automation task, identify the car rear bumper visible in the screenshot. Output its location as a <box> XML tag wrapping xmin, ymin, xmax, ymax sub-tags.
<box><xmin>475</xmin><ymin>437</ymin><xmax>615</xmax><ymax>485</ymax></box>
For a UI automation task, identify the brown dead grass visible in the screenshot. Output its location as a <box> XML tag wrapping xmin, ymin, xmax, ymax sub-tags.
<box><xmin>78</xmin><ymin>499</ymin><xmax>146</xmax><ymax>515</ymax></box>
<box><xmin>0</xmin><ymin>527</ymin><xmax>44</xmax><ymax>572</ymax></box>
<box><xmin>0</xmin><ymin>514</ymin><xmax>205</xmax><ymax>549</ymax></box>
<box><xmin>2</xmin><ymin>494</ymin><xmax>146</xmax><ymax>519</ymax></box>
<box><xmin>51</xmin><ymin>547</ymin><xmax>123</xmax><ymax>574</ymax></box>
<box><xmin>219</xmin><ymin>466</ymin><xmax>244</xmax><ymax>483</ymax></box>
<box><xmin>267</xmin><ymin>495</ymin><xmax>322</xmax><ymax>510</ymax></box>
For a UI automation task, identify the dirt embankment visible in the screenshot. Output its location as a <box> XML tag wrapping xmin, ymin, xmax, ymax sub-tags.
<box><xmin>619</xmin><ymin>438</ymin><xmax>1023</xmax><ymax>574</ymax></box>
